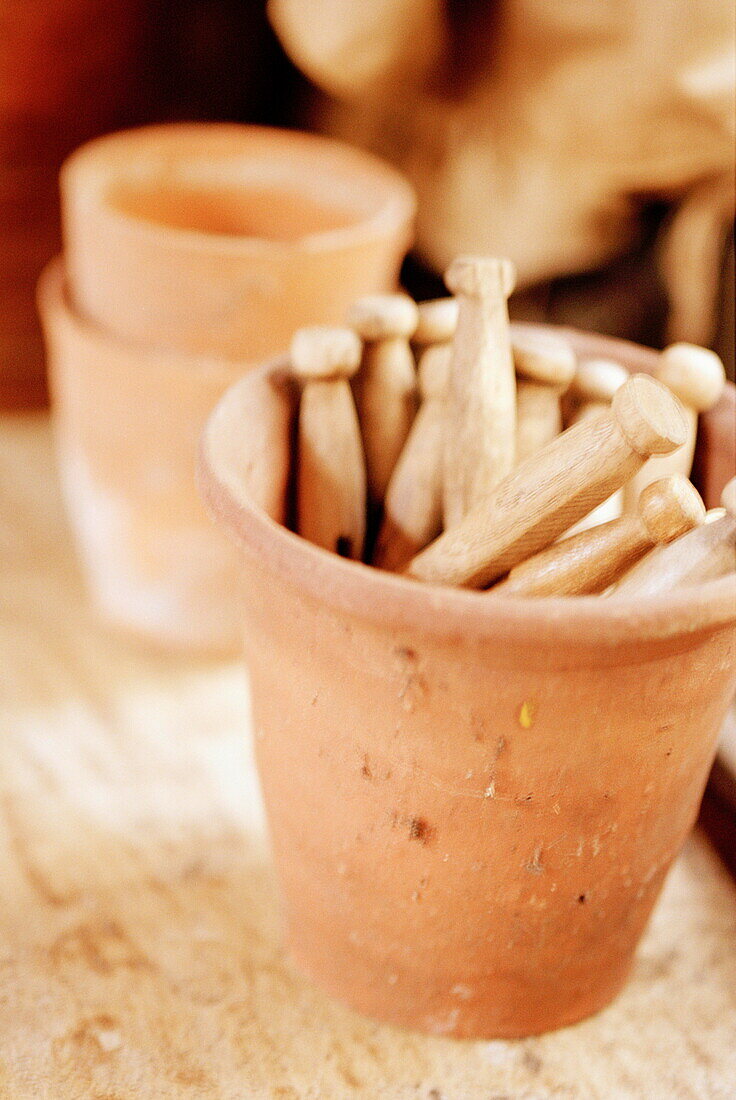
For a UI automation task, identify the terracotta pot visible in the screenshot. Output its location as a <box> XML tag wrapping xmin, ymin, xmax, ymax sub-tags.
<box><xmin>61</xmin><ymin>123</ymin><xmax>416</xmax><ymax>358</ymax></box>
<box><xmin>200</xmin><ymin>327</ymin><xmax>736</xmax><ymax>1039</ymax></box>
<box><xmin>38</xmin><ymin>258</ymin><xmax>292</xmax><ymax>652</ymax></box>
<box><xmin>691</xmin><ymin>379</ymin><xmax>736</xmax><ymax>508</ymax></box>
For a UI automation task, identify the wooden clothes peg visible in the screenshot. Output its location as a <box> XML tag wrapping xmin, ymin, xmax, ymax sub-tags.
<box><xmin>442</xmin><ymin>256</ymin><xmax>517</xmax><ymax>527</ymax></box>
<box><xmin>613</xmin><ymin>475</ymin><xmax>736</xmax><ymax>596</ymax></box>
<box><xmin>373</xmin><ymin>343</ymin><xmax>451</xmax><ymax>571</ymax></box>
<box><xmin>495</xmin><ymin>475</ymin><xmax>705</xmax><ymax>597</ymax></box>
<box><xmin>623</xmin><ymin>342</ymin><xmax>725</xmax><ymax>509</ymax></box>
<box><xmin>413</xmin><ymin>296</ymin><xmax>458</xmax><ymax>347</ymax></box>
<box><xmin>291</xmin><ymin>325</ymin><xmax>366</xmax><ymax>559</ymax></box>
<box><xmin>348</xmin><ymin>293</ymin><xmax>419</xmax><ymax>505</ymax></box>
<box><xmin>406</xmin><ymin>374</ymin><xmax>689</xmax><ymax>588</ymax></box>
<box><xmin>563</xmin><ymin>358</ymin><xmax>630</xmax><ymax>533</ymax></box>
<box><xmin>513</xmin><ymin>331</ymin><xmax>576</xmax><ymax>462</ymax></box>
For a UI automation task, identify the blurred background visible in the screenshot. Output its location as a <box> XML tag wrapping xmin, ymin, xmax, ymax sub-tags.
<box><xmin>2</xmin><ymin>0</ymin><xmax>734</xmax><ymax>408</ymax></box>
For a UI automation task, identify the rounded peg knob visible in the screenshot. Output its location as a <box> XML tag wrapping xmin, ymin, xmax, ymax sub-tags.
<box><xmin>638</xmin><ymin>475</ymin><xmax>707</xmax><ymax>544</ymax></box>
<box><xmin>513</xmin><ymin>331</ymin><xmax>576</xmax><ymax>388</ymax></box>
<box><xmin>569</xmin><ymin>358</ymin><xmax>629</xmax><ymax>404</ymax></box>
<box><xmin>612</xmin><ymin>374</ymin><xmax>689</xmax><ymax>457</ymax></box>
<box><xmin>657</xmin><ymin>343</ymin><xmax>726</xmax><ymax>412</ymax></box>
<box><xmin>347</xmin><ymin>294</ymin><xmax>418</xmax><ymax>341</ymax></box>
<box><xmin>290</xmin><ymin>326</ymin><xmax>362</xmax><ymax>381</ymax></box>
<box><xmin>721</xmin><ymin>476</ymin><xmax>736</xmax><ymax>519</ymax></box>
<box><xmin>413</xmin><ymin>297</ymin><xmax>459</xmax><ymax>345</ymax></box>
<box><xmin>444</xmin><ymin>255</ymin><xmax>516</xmax><ymax>299</ymax></box>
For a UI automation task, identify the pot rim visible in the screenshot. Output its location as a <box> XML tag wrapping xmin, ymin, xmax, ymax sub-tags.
<box><xmin>200</xmin><ymin>328</ymin><xmax>736</xmax><ymax>649</ymax></box>
<box><xmin>60</xmin><ymin>122</ymin><xmax>417</xmax><ymax>257</ymax></box>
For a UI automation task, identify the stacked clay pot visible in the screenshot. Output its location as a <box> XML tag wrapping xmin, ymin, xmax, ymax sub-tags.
<box><xmin>40</xmin><ymin>123</ymin><xmax>415</xmax><ymax>651</ymax></box>
<box><xmin>200</xmin><ymin>329</ymin><xmax>736</xmax><ymax>1037</ymax></box>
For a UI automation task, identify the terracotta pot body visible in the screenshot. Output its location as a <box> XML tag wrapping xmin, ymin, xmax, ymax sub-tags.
<box><xmin>200</xmin><ymin>328</ymin><xmax>736</xmax><ymax>1039</ymax></box>
<box><xmin>0</xmin><ymin>0</ymin><xmax>147</xmax><ymax>408</ymax></box>
<box><xmin>61</xmin><ymin>123</ymin><xmax>416</xmax><ymax>358</ymax></box>
<box><xmin>691</xmin><ymin>380</ymin><xmax>736</xmax><ymax>508</ymax></box>
<box><xmin>38</xmin><ymin>259</ymin><xmax>292</xmax><ymax>652</ymax></box>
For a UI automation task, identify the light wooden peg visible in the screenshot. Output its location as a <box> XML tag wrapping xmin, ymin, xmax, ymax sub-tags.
<box><xmin>348</xmin><ymin>293</ymin><xmax>419</xmax><ymax>504</ymax></box>
<box><xmin>563</xmin><ymin>358</ymin><xmax>629</xmax><ymax>533</ymax></box>
<box><xmin>291</xmin><ymin>326</ymin><xmax>366</xmax><ymax>560</ymax></box>
<box><xmin>373</xmin><ymin>344</ymin><xmax>451</xmax><ymax>571</ymax></box>
<box><xmin>567</xmin><ymin>358</ymin><xmax>630</xmax><ymax>410</ymax></box>
<box><xmin>495</xmin><ymin>475</ymin><xmax>705</xmax><ymax>597</ymax></box>
<box><xmin>514</xmin><ymin>331</ymin><xmax>577</xmax><ymax>387</ymax></box>
<box><xmin>406</xmin><ymin>374</ymin><xmax>688</xmax><ymax>589</ymax></box>
<box><xmin>623</xmin><ymin>343</ymin><xmax>726</xmax><ymax>510</ymax></box>
<box><xmin>442</xmin><ymin>256</ymin><xmax>517</xmax><ymax>527</ymax></box>
<box><xmin>513</xmin><ymin>332</ymin><xmax>576</xmax><ymax>462</ymax></box>
<box><xmin>613</xmin><ymin>476</ymin><xmax>736</xmax><ymax>596</ymax></box>
<box><xmin>413</xmin><ymin>297</ymin><xmax>459</xmax><ymax>346</ymax></box>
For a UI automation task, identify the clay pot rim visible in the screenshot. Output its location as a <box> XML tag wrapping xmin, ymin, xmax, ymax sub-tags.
<box><xmin>200</xmin><ymin>327</ymin><xmax>736</xmax><ymax>649</ymax></box>
<box><xmin>38</xmin><ymin>258</ymin><xmax>256</xmax><ymax>374</ymax></box>
<box><xmin>61</xmin><ymin>122</ymin><xmax>417</xmax><ymax>256</ymax></box>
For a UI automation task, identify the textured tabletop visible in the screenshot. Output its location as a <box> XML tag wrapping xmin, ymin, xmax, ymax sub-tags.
<box><xmin>1</xmin><ymin>413</ymin><xmax>735</xmax><ymax>1099</ymax></box>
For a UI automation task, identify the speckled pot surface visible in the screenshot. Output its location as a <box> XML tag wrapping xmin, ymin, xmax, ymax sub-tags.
<box><xmin>200</xmin><ymin>328</ymin><xmax>736</xmax><ymax>1038</ymax></box>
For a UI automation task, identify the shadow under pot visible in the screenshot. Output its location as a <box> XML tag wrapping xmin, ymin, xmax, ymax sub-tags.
<box><xmin>199</xmin><ymin>326</ymin><xmax>736</xmax><ymax>1039</ymax></box>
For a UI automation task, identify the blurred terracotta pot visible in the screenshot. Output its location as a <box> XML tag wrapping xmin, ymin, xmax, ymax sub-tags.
<box><xmin>61</xmin><ymin>123</ymin><xmax>416</xmax><ymax>358</ymax></box>
<box><xmin>38</xmin><ymin>258</ymin><xmax>293</xmax><ymax>652</ymax></box>
<box><xmin>200</xmin><ymin>328</ymin><xmax>736</xmax><ymax>1038</ymax></box>
<box><xmin>691</xmin><ymin>380</ymin><xmax>736</xmax><ymax>508</ymax></box>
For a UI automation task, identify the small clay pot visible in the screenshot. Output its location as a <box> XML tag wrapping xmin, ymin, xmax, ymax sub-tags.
<box><xmin>38</xmin><ymin>258</ymin><xmax>293</xmax><ymax>653</ymax></box>
<box><xmin>61</xmin><ymin>123</ymin><xmax>416</xmax><ymax>358</ymax></box>
<box><xmin>200</xmin><ymin>327</ymin><xmax>736</xmax><ymax>1039</ymax></box>
<box><xmin>691</xmin><ymin>379</ymin><xmax>736</xmax><ymax>510</ymax></box>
